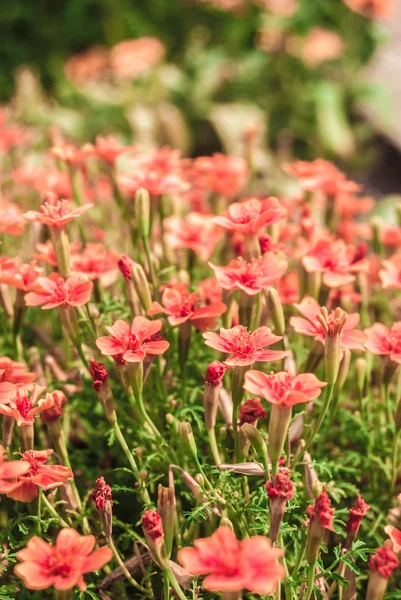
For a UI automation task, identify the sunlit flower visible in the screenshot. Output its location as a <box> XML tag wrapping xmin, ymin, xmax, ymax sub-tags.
<box><xmin>365</xmin><ymin>322</ymin><xmax>401</xmax><ymax>364</ymax></box>
<box><xmin>23</xmin><ymin>195</ymin><xmax>92</xmax><ymax>230</ymax></box>
<box><xmin>82</xmin><ymin>135</ymin><xmax>136</xmax><ymax>164</ymax></box>
<box><xmin>6</xmin><ymin>449</ymin><xmax>73</xmax><ymax>503</ymax></box>
<box><xmin>110</xmin><ymin>37</ymin><xmax>165</xmax><ymax>80</ymax></box>
<box><xmin>277</xmin><ymin>271</ymin><xmax>299</xmax><ymax>305</ymax></box>
<box><xmin>302</xmin><ymin>238</ymin><xmax>367</xmax><ymax>288</ymax></box>
<box><xmin>385</xmin><ymin>525</ymin><xmax>401</xmax><ymax>554</ymax></box>
<box><xmin>163</xmin><ymin>213</ymin><xmax>223</xmax><ymax>261</ymax></box>
<box><xmin>380</xmin><ymin>254</ymin><xmax>401</xmax><ymax>290</ymax></box>
<box><xmin>14</xmin><ymin>527</ymin><xmax>112</xmax><ymax>590</ymax></box>
<box><xmin>0</xmin><ymin>445</ymin><xmax>30</xmax><ymax>494</ymax></box>
<box><xmin>96</xmin><ymin>316</ymin><xmax>169</xmax><ymax>362</ymax></box>
<box><xmin>149</xmin><ymin>283</ymin><xmax>226</xmax><ymax>332</ymax></box>
<box><xmin>199</xmin><ymin>277</ymin><xmax>223</xmax><ymax>305</ymax></box>
<box><xmin>0</xmin><ymin>357</ymin><xmax>36</xmax><ymax>387</ymax></box>
<box><xmin>290</xmin><ymin>296</ymin><xmax>366</xmax><ymax>351</ymax></box>
<box><xmin>25</xmin><ymin>273</ymin><xmax>93</xmax><ymax>309</ymax></box>
<box><xmin>213</xmin><ymin>197</ymin><xmax>287</xmax><ymax>234</ymax></box>
<box><xmin>32</xmin><ymin>240</ymin><xmax>82</xmax><ymax>268</ymax></box>
<box><xmin>244</xmin><ymin>371</ymin><xmax>326</xmax><ymax>407</ymax></box>
<box><xmin>0</xmin><ymin>201</ymin><xmax>25</xmax><ymax>236</ymax></box>
<box><xmin>178</xmin><ymin>526</ymin><xmax>284</xmax><ymax>594</ymax></box>
<box><xmin>0</xmin><ymin>385</ymin><xmax>50</xmax><ymax>427</ymax></box>
<box><xmin>210</xmin><ymin>252</ymin><xmax>287</xmax><ymax>296</ymax></box>
<box><xmin>285</xmin><ymin>159</ymin><xmax>360</xmax><ymax>196</ymax></box>
<box><xmin>203</xmin><ymin>325</ymin><xmax>287</xmax><ymax>366</ymax></box>
<box><xmin>190</xmin><ymin>154</ymin><xmax>249</xmax><ymax>198</ymax></box>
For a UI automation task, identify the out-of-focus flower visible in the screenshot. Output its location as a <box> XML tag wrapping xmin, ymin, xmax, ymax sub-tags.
<box><xmin>0</xmin><ymin>201</ymin><xmax>25</xmax><ymax>235</ymax></box>
<box><xmin>148</xmin><ymin>282</ymin><xmax>226</xmax><ymax>332</ymax></box>
<box><xmin>163</xmin><ymin>213</ymin><xmax>222</xmax><ymax>261</ymax></box>
<box><xmin>244</xmin><ymin>371</ymin><xmax>326</xmax><ymax>407</ymax></box>
<box><xmin>335</xmin><ymin>193</ymin><xmax>374</xmax><ymax>220</ymax></box>
<box><xmin>238</xmin><ymin>398</ymin><xmax>266</xmax><ymax>425</ymax></box>
<box><xmin>285</xmin><ymin>159</ymin><xmax>360</xmax><ymax>196</ymax></box>
<box><xmin>0</xmin><ymin>444</ymin><xmax>30</xmax><ymax>494</ymax></box>
<box><xmin>32</xmin><ymin>240</ymin><xmax>82</xmax><ymax>268</ymax></box>
<box><xmin>343</xmin><ymin>0</ymin><xmax>394</xmax><ymax>19</ymax></box>
<box><xmin>82</xmin><ymin>135</ymin><xmax>136</xmax><ymax>164</ymax></box>
<box><xmin>96</xmin><ymin>316</ymin><xmax>169</xmax><ymax>362</ymax></box>
<box><xmin>199</xmin><ymin>277</ymin><xmax>223</xmax><ymax>305</ymax></box>
<box><xmin>0</xmin><ymin>357</ymin><xmax>36</xmax><ymax>387</ymax></box>
<box><xmin>365</xmin><ymin>322</ymin><xmax>401</xmax><ymax>363</ymax></box>
<box><xmin>50</xmin><ymin>144</ymin><xmax>87</xmax><ymax>166</ymax></box>
<box><xmin>302</xmin><ymin>238</ymin><xmax>368</xmax><ymax>288</ymax></box>
<box><xmin>110</xmin><ymin>37</ymin><xmax>165</xmax><ymax>81</ymax></box>
<box><xmin>0</xmin><ymin>385</ymin><xmax>50</xmax><ymax>427</ymax></box>
<box><xmin>24</xmin><ymin>195</ymin><xmax>92</xmax><ymax>230</ymax></box>
<box><xmin>178</xmin><ymin>526</ymin><xmax>284</xmax><ymax>594</ymax></box>
<box><xmin>380</xmin><ymin>254</ymin><xmax>401</xmax><ymax>290</ymax></box>
<box><xmin>0</xmin><ymin>258</ymin><xmax>41</xmax><ymax>292</ymax></box>
<box><xmin>213</xmin><ymin>197</ymin><xmax>287</xmax><ymax>234</ymax></box>
<box><xmin>41</xmin><ymin>390</ymin><xmax>67</xmax><ymax>424</ymax></box>
<box><xmin>277</xmin><ymin>271</ymin><xmax>299</xmax><ymax>305</ymax></box>
<box><xmin>255</xmin><ymin>0</ymin><xmax>298</xmax><ymax>17</ymax></box>
<box><xmin>64</xmin><ymin>46</ymin><xmax>110</xmax><ymax>84</ymax></box>
<box><xmin>290</xmin><ymin>296</ymin><xmax>366</xmax><ymax>351</ymax></box>
<box><xmin>14</xmin><ymin>527</ymin><xmax>112</xmax><ymax>590</ymax></box>
<box><xmin>190</xmin><ymin>154</ymin><xmax>249</xmax><ymax>198</ymax></box>
<box><xmin>72</xmin><ymin>244</ymin><xmax>118</xmax><ymax>282</ymax></box>
<box><xmin>6</xmin><ymin>449</ymin><xmax>73</xmax><ymax>503</ymax></box>
<box><xmin>25</xmin><ymin>273</ymin><xmax>93</xmax><ymax>309</ymax></box>
<box><xmin>368</xmin><ymin>545</ymin><xmax>399</xmax><ymax>578</ymax></box>
<box><xmin>210</xmin><ymin>252</ymin><xmax>287</xmax><ymax>295</ymax></box>
<box><xmin>203</xmin><ymin>325</ymin><xmax>287</xmax><ymax>366</ymax></box>
<box><xmin>385</xmin><ymin>525</ymin><xmax>401</xmax><ymax>553</ymax></box>
<box><xmin>288</xmin><ymin>28</ymin><xmax>344</xmax><ymax>68</ymax></box>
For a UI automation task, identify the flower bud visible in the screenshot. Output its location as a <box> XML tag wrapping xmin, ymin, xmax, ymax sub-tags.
<box><xmin>131</xmin><ymin>262</ymin><xmax>152</xmax><ymax>312</ymax></box>
<box><xmin>118</xmin><ymin>254</ymin><xmax>142</xmax><ymax>316</ymax></box>
<box><xmin>92</xmin><ymin>476</ymin><xmax>113</xmax><ymax>538</ymax></box>
<box><xmin>178</xmin><ymin>421</ymin><xmax>198</xmax><ymax>458</ymax></box>
<box><xmin>41</xmin><ymin>390</ymin><xmax>67</xmax><ymax>424</ymax></box>
<box><xmin>306</xmin><ymin>490</ymin><xmax>334</xmax><ymax>565</ymax></box>
<box><xmin>317</xmin><ymin>306</ymin><xmax>347</xmax><ymax>385</ymax></box>
<box><xmin>366</xmin><ymin>546</ymin><xmax>399</xmax><ymax>600</ymax></box>
<box><xmin>239</xmin><ymin>398</ymin><xmax>266</xmax><ymax>426</ymax></box>
<box><xmin>266</xmin><ymin>468</ymin><xmax>295</xmax><ymax>543</ymax></box>
<box><xmin>266</xmin><ymin>287</ymin><xmax>285</xmax><ymax>336</ymax></box>
<box><xmin>142</xmin><ymin>509</ymin><xmax>169</xmax><ymax>568</ymax></box>
<box><xmin>140</xmin><ymin>469</ymin><xmax>148</xmax><ymax>481</ymax></box>
<box><xmin>203</xmin><ymin>361</ymin><xmax>228</xmax><ymax>430</ymax></box>
<box><xmin>220</xmin><ymin>517</ymin><xmax>234</xmax><ymax>530</ymax></box>
<box><xmin>135</xmin><ymin>188</ymin><xmax>150</xmax><ymax>238</ymax></box>
<box><xmin>89</xmin><ymin>358</ymin><xmax>117</xmax><ymax>424</ymax></box>
<box><xmin>240</xmin><ymin>423</ymin><xmax>266</xmax><ymax>459</ymax></box>
<box><xmin>355</xmin><ymin>357</ymin><xmax>367</xmax><ymax>396</ymax></box>
<box><xmin>219</xmin><ymin>426</ymin><xmax>227</xmax><ymax>440</ymax></box>
<box><xmin>157</xmin><ymin>485</ymin><xmax>176</xmax><ymax>557</ymax></box>
<box><xmin>345</xmin><ymin>494</ymin><xmax>370</xmax><ymax>549</ymax></box>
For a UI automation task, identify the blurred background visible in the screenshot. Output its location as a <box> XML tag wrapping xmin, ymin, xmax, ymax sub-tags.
<box><xmin>0</xmin><ymin>0</ymin><xmax>399</xmax><ymax>189</ymax></box>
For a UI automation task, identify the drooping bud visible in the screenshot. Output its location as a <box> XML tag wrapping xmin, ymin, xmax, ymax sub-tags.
<box><xmin>238</xmin><ymin>398</ymin><xmax>266</xmax><ymax>426</ymax></box>
<box><xmin>89</xmin><ymin>358</ymin><xmax>116</xmax><ymax>424</ymax></box>
<box><xmin>317</xmin><ymin>306</ymin><xmax>347</xmax><ymax>385</ymax></box>
<box><xmin>266</xmin><ymin>287</ymin><xmax>285</xmax><ymax>336</ymax></box>
<box><xmin>92</xmin><ymin>476</ymin><xmax>113</xmax><ymax>538</ymax></box>
<box><xmin>131</xmin><ymin>262</ymin><xmax>152</xmax><ymax>312</ymax></box>
<box><xmin>306</xmin><ymin>490</ymin><xmax>334</xmax><ymax>565</ymax></box>
<box><xmin>157</xmin><ymin>485</ymin><xmax>175</xmax><ymax>557</ymax></box>
<box><xmin>266</xmin><ymin>468</ymin><xmax>295</xmax><ymax>543</ymax></box>
<box><xmin>366</xmin><ymin>546</ymin><xmax>399</xmax><ymax>600</ymax></box>
<box><xmin>204</xmin><ymin>361</ymin><xmax>230</xmax><ymax>430</ymax></box>
<box><xmin>135</xmin><ymin>188</ymin><xmax>150</xmax><ymax>238</ymax></box>
<box><xmin>345</xmin><ymin>494</ymin><xmax>370</xmax><ymax>549</ymax></box>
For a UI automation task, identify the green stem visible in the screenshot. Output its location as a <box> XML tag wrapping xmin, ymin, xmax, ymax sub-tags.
<box><xmin>41</xmin><ymin>492</ymin><xmax>70</xmax><ymax>528</ymax></box>
<box><xmin>207</xmin><ymin>427</ymin><xmax>222</xmax><ymax>465</ymax></box>
<box><xmin>291</xmin><ymin>535</ymin><xmax>307</xmax><ymax>578</ymax></box>
<box><xmin>107</xmin><ymin>536</ymin><xmax>148</xmax><ymax>593</ymax></box>
<box><xmin>142</xmin><ymin>235</ymin><xmax>156</xmax><ymax>287</ymax></box>
<box><xmin>165</xmin><ymin>568</ymin><xmax>188</xmax><ymax>600</ymax></box>
<box><xmin>303</xmin><ymin>562</ymin><xmax>316</xmax><ymax>600</ymax></box>
<box><xmin>113</xmin><ymin>421</ymin><xmax>151</xmax><ymax>505</ymax></box>
<box><xmin>136</xmin><ymin>392</ymin><xmax>162</xmax><ymax>439</ymax></box>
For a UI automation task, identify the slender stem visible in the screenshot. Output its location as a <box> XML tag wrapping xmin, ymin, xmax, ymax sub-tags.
<box><xmin>165</xmin><ymin>568</ymin><xmax>188</xmax><ymax>600</ymax></box>
<box><xmin>142</xmin><ymin>235</ymin><xmax>156</xmax><ymax>287</ymax></box>
<box><xmin>107</xmin><ymin>536</ymin><xmax>148</xmax><ymax>593</ymax></box>
<box><xmin>113</xmin><ymin>421</ymin><xmax>151</xmax><ymax>505</ymax></box>
<box><xmin>164</xmin><ymin>571</ymin><xmax>170</xmax><ymax>600</ymax></box>
<box><xmin>291</xmin><ymin>535</ymin><xmax>307</xmax><ymax>578</ymax></box>
<box><xmin>41</xmin><ymin>492</ymin><xmax>70</xmax><ymax>528</ymax></box>
<box><xmin>207</xmin><ymin>427</ymin><xmax>222</xmax><ymax>465</ymax></box>
<box><xmin>36</xmin><ymin>490</ymin><xmax>42</xmax><ymax>535</ymax></box>
<box><xmin>136</xmin><ymin>392</ymin><xmax>162</xmax><ymax>439</ymax></box>
<box><xmin>303</xmin><ymin>562</ymin><xmax>316</xmax><ymax>600</ymax></box>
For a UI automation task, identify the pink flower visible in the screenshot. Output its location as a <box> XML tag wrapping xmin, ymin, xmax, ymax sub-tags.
<box><xmin>307</xmin><ymin>489</ymin><xmax>334</xmax><ymax>531</ymax></box>
<box><xmin>0</xmin><ymin>201</ymin><xmax>25</xmax><ymax>236</ymax></box>
<box><xmin>25</xmin><ymin>273</ymin><xmax>93</xmax><ymax>309</ymax></box>
<box><xmin>14</xmin><ymin>528</ymin><xmax>112</xmax><ymax>591</ymax></box>
<box><xmin>213</xmin><ymin>197</ymin><xmax>287</xmax><ymax>234</ymax></box>
<box><xmin>163</xmin><ymin>213</ymin><xmax>223</xmax><ymax>261</ymax></box>
<box><xmin>302</xmin><ymin>238</ymin><xmax>367</xmax><ymax>288</ymax></box>
<box><xmin>365</xmin><ymin>322</ymin><xmax>401</xmax><ymax>363</ymax></box>
<box><xmin>0</xmin><ymin>445</ymin><xmax>30</xmax><ymax>494</ymax></box>
<box><xmin>244</xmin><ymin>370</ymin><xmax>326</xmax><ymax>407</ymax></box>
<box><xmin>190</xmin><ymin>154</ymin><xmax>249</xmax><ymax>198</ymax></box>
<box><xmin>148</xmin><ymin>283</ymin><xmax>226</xmax><ymax>332</ymax></box>
<box><xmin>110</xmin><ymin>37</ymin><xmax>165</xmax><ymax>81</ymax></box>
<box><xmin>285</xmin><ymin>159</ymin><xmax>360</xmax><ymax>196</ymax></box>
<box><xmin>0</xmin><ymin>385</ymin><xmax>51</xmax><ymax>427</ymax></box>
<box><xmin>41</xmin><ymin>390</ymin><xmax>67</xmax><ymax>424</ymax></box>
<box><xmin>32</xmin><ymin>240</ymin><xmax>81</xmax><ymax>268</ymax></box>
<box><xmin>96</xmin><ymin>316</ymin><xmax>169</xmax><ymax>362</ymax></box>
<box><xmin>209</xmin><ymin>252</ymin><xmax>287</xmax><ymax>296</ymax></box>
<box><xmin>178</xmin><ymin>526</ymin><xmax>284</xmax><ymax>594</ymax></box>
<box><xmin>368</xmin><ymin>546</ymin><xmax>399</xmax><ymax>579</ymax></box>
<box><xmin>290</xmin><ymin>296</ymin><xmax>366</xmax><ymax>351</ymax></box>
<box><xmin>82</xmin><ymin>135</ymin><xmax>136</xmax><ymax>164</ymax></box>
<box><xmin>50</xmin><ymin>144</ymin><xmax>86</xmax><ymax>165</ymax></box>
<box><xmin>205</xmin><ymin>361</ymin><xmax>230</xmax><ymax>386</ymax></box>
<box><xmin>23</xmin><ymin>195</ymin><xmax>92</xmax><ymax>230</ymax></box>
<box><xmin>0</xmin><ymin>357</ymin><xmax>36</xmax><ymax>387</ymax></box>
<box><xmin>277</xmin><ymin>271</ymin><xmax>299</xmax><ymax>305</ymax></box>
<box><xmin>380</xmin><ymin>254</ymin><xmax>401</xmax><ymax>290</ymax></box>
<box><xmin>203</xmin><ymin>325</ymin><xmax>287</xmax><ymax>367</ymax></box>
<box><xmin>6</xmin><ymin>449</ymin><xmax>73</xmax><ymax>503</ymax></box>
<box><xmin>385</xmin><ymin>525</ymin><xmax>401</xmax><ymax>554</ymax></box>
<box><xmin>0</xmin><ymin>257</ymin><xmax>41</xmax><ymax>292</ymax></box>
<box><xmin>71</xmin><ymin>243</ymin><xmax>118</xmax><ymax>281</ymax></box>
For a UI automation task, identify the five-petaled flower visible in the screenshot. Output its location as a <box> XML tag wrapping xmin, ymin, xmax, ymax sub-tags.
<box><xmin>163</xmin><ymin>213</ymin><xmax>223</xmax><ymax>261</ymax></box>
<box><xmin>203</xmin><ymin>325</ymin><xmax>287</xmax><ymax>367</ymax></box>
<box><xmin>244</xmin><ymin>371</ymin><xmax>327</xmax><ymax>407</ymax></box>
<box><xmin>0</xmin><ymin>384</ymin><xmax>50</xmax><ymax>427</ymax></box>
<box><xmin>23</xmin><ymin>194</ymin><xmax>92</xmax><ymax>230</ymax></box>
<box><xmin>178</xmin><ymin>526</ymin><xmax>284</xmax><ymax>594</ymax></box>
<box><xmin>24</xmin><ymin>273</ymin><xmax>93</xmax><ymax>309</ymax></box>
<box><xmin>14</xmin><ymin>527</ymin><xmax>112</xmax><ymax>591</ymax></box>
<box><xmin>365</xmin><ymin>322</ymin><xmax>401</xmax><ymax>364</ymax></box>
<box><xmin>213</xmin><ymin>197</ymin><xmax>287</xmax><ymax>234</ymax></box>
<box><xmin>96</xmin><ymin>316</ymin><xmax>169</xmax><ymax>362</ymax></box>
<box><xmin>302</xmin><ymin>238</ymin><xmax>367</xmax><ymax>288</ymax></box>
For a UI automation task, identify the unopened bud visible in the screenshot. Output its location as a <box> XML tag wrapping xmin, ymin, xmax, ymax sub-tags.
<box><xmin>135</xmin><ymin>188</ymin><xmax>150</xmax><ymax>238</ymax></box>
<box><xmin>166</xmin><ymin>413</ymin><xmax>175</xmax><ymax>425</ymax></box>
<box><xmin>92</xmin><ymin>476</ymin><xmax>113</xmax><ymax>538</ymax></box>
<box><xmin>89</xmin><ymin>358</ymin><xmax>116</xmax><ymax>424</ymax></box>
<box><xmin>267</xmin><ymin>287</ymin><xmax>285</xmax><ymax>336</ymax></box>
<box><xmin>219</xmin><ymin>426</ymin><xmax>227</xmax><ymax>440</ymax></box>
<box><xmin>131</xmin><ymin>262</ymin><xmax>152</xmax><ymax>312</ymax></box>
<box><xmin>157</xmin><ymin>484</ymin><xmax>175</xmax><ymax>557</ymax></box>
<box><xmin>139</xmin><ymin>469</ymin><xmax>148</xmax><ymax>481</ymax></box>
<box><xmin>135</xmin><ymin>447</ymin><xmax>143</xmax><ymax>458</ymax></box>
<box><xmin>179</xmin><ymin>421</ymin><xmax>198</xmax><ymax>458</ymax></box>
<box><xmin>240</xmin><ymin>423</ymin><xmax>266</xmax><ymax>459</ymax></box>
<box><xmin>195</xmin><ymin>473</ymin><xmax>205</xmax><ymax>487</ymax></box>
<box><xmin>355</xmin><ymin>357</ymin><xmax>367</xmax><ymax>395</ymax></box>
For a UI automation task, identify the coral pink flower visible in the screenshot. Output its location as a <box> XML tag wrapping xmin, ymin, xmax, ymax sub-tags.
<box><xmin>0</xmin><ymin>384</ymin><xmax>50</xmax><ymax>427</ymax></box>
<box><xmin>64</xmin><ymin>46</ymin><xmax>110</xmax><ymax>84</ymax></box>
<box><xmin>203</xmin><ymin>325</ymin><xmax>287</xmax><ymax>367</ymax></box>
<box><xmin>213</xmin><ymin>197</ymin><xmax>287</xmax><ymax>234</ymax></box>
<box><xmin>178</xmin><ymin>526</ymin><xmax>284</xmax><ymax>594</ymax></box>
<box><xmin>71</xmin><ymin>243</ymin><xmax>118</xmax><ymax>282</ymax></box>
<box><xmin>50</xmin><ymin>144</ymin><xmax>86</xmax><ymax>165</ymax></box>
<box><xmin>302</xmin><ymin>238</ymin><xmax>367</xmax><ymax>288</ymax></box>
<box><xmin>379</xmin><ymin>254</ymin><xmax>401</xmax><ymax>290</ymax></box>
<box><xmin>82</xmin><ymin>135</ymin><xmax>136</xmax><ymax>164</ymax></box>
<box><xmin>307</xmin><ymin>489</ymin><xmax>334</xmax><ymax>531</ymax></box>
<box><xmin>343</xmin><ymin>0</ymin><xmax>394</xmax><ymax>19</ymax></box>
<box><xmin>41</xmin><ymin>390</ymin><xmax>67</xmax><ymax>424</ymax></box>
<box><xmin>277</xmin><ymin>271</ymin><xmax>299</xmax><ymax>305</ymax></box>
<box><xmin>244</xmin><ymin>371</ymin><xmax>326</xmax><ymax>407</ymax></box>
<box><xmin>25</xmin><ymin>273</ymin><xmax>93</xmax><ymax>309</ymax></box>
<box><xmin>148</xmin><ymin>283</ymin><xmax>226</xmax><ymax>332</ymax></box>
<box><xmin>297</xmin><ymin>28</ymin><xmax>344</xmax><ymax>68</ymax></box>
<box><xmin>285</xmin><ymin>159</ymin><xmax>360</xmax><ymax>196</ymax></box>
<box><xmin>14</xmin><ymin>527</ymin><xmax>112</xmax><ymax>591</ymax></box>
<box><xmin>199</xmin><ymin>277</ymin><xmax>223</xmax><ymax>305</ymax></box>
<box><xmin>96</xmin><ymin>316</ymin><xmax>169</xmax><ymax>362</ymax></box>
<box><xmin>118</xmin><ymin>170</ymin><xmax>187</xmax><ymax>198</ymax></box>
<box><xmin>290</xmin><ymin>296</ymin><xmax>366</xmax><ymax>351</ymax></box>
<box><xmin>238</xmin><ymin>398</ymin><xmax>266</xmax><ymax>425</ymax></box>
<box><xmin>0</xmin><ymin>445</ymin><xmax>30</xmax><ymax>494</ymax></box>
<box><xmin>385</xmin><ymin>525</ymin><xmax>401</xmax><ymax>554</ymax></box>
<box><xmin>32</xmin><ymin>240</ymin><xmax>82</xmax><ymax>267</ymax></box>
<box><xmin>368</xmin><ymin>546</ymin><xmax>399</xmax><ymax>579</ymax></box>
<box><xmin>0</xmin><ymin>357</ymin><xmax>36</xmax><ymax>387</ymax></box>
<box><xmin>346</xmin><ymin>495</ymin><xmax>370</xmax><ymax>534</ymax></box>
<box><xmin>0</xmin><ymin>257</ymin><xmax>41</xmax><ymax>292</ymax></box>
<box><xmin>6</xmin><ymin>449</ymin><xmax>73</xmax><ymax>503</ymax></box>
<box><xmin>110</xmin><ymin>37</ymin><xmax>165</xmax><ymax>80</ymax></box>
<box><xmin>365</xmin><ymin>322</ymin><xmax>401</xmax><ymax>363</ymax></box>
<box><xmin>163</xmin><ymin>213</ymin><xmax>222</xmax><ymax>261</ymax></box>
<box><xmin>210</xmin><ymin>252</ymin><xmax>287</xmax><ymax>295</ymax></box>
<box><xmin>190</xmin><ymin>154</ymin><xmax>249</xmax><ymax>198</ymax></box>
<box><xmin>0</xmin><ymin>201</ymin><xmax>25</xmax><ymax>235</ymax></box>
<box><xmin>23</xmin><ymin>195</ymin><xmax>93</xmax><ymax>230</ymax></box>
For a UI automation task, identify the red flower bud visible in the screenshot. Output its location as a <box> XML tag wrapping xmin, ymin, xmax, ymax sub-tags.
<box><xmin>346</xmin><ymin>494</ymin><xmax>370</xmax><ymax>535</ymax></box>
<box><xmin>118</xmin><ymin>254</ymin><xmax>134</xmax><ymax>280</ymax></box>
<box><xmin>307</xmin><ymin>489</ymin><xmax>334</xmax><ymax>531</ymax></box>
<box><xmin>369</xmin><ymin>546</ymin><xmax>398</xmax><ymax>579</ymax></box>
<box><xmin>92</xmin><ymin>476</ymin><xmax>113</xmax><ymax>511</ymax></box>
<box><xmin>205</xmin><ymin>361</ymin><xmax>229</xmax><ymax>387</ymax></box>
<box><xmin>89</xmin><ymin>357</ymin><xmax>108</xmax><ymax>391</ymax></box>
<box><xmin>41</xmin><ymin>390</ymin><xmax>67</xmax><ymax>424</ymax></box>
<box><xmin>266</xmin><ymin>468</ymin><xmax>294</xmax><ymax>501</ymax></box>
<box><xmin>239</xmin><ymin>398</ymin><xmax>266</xmax><ymax>426</ymax></box>
<box><xmin>142</xmin><ymin>509</ymin><xmax>164</xmax><ymax>545</ymax></box>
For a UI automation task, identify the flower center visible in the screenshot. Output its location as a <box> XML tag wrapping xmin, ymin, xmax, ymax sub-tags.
<box><xmin>15</xmin><ymin>390</ymin><xmax>33</xmax><ymax>418</ymax></box>
<box><xmin>40</xmin><ymin>200</ymin><xmax>70</xmax><ymax>220</ymax></box>
<box><xmin>46</xmin><ymin>554</ymin><xmax>72</xmax><ymax>579</ymax></box>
